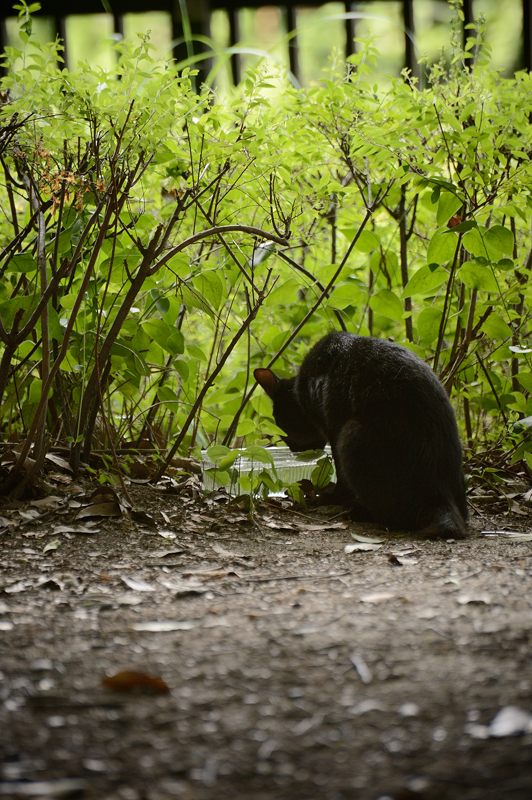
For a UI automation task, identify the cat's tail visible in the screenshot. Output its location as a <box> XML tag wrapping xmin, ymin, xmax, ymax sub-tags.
<box><xmin>420</xmin><ymin>501</ymin><xmax>468</xmax><ymax>539</ymax></box>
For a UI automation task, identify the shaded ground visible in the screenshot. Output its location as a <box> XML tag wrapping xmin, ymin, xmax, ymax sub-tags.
<box><xmin>1</xmin><ymin>477</ymin><xmax>531</xmax><ymax>800</ymax></box>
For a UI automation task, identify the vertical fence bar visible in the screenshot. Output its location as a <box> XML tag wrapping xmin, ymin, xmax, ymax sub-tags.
<box><xmin>113</xmin><ymin>13</ymin><xmax>124</xmax><ymax>41</ymax></box>
<box><xmin>112</xmin><ymin>13</ymin><xmax>124</xmax><ymax>72</ymax></box>
<box><xmin>524</xmin><ymin>0</ymin><xmax>531</xmax><ymax>71</ymax></box>
<box><xmin>402</xmin><ymin>0</ymin><xmax>417</xmax><ymax>76</ymax></box>
<box><xmin>0</xmin><ymin>18</ymin><xmax>7</xmax><ymax>78</ymax></box>
<box><xmin>285</xmin><ymin>5</ymin><xmax>299</xmax><ymax>81</ymax></box>
<box><xmin>170</xmin><ymin>5</ymin><xmax>183</xmax><ymax>62</ymax></box>
<box><xmin>344</xmin><ymin>1</ymin><xmax>356</xmax><ymax>60</ymax></box>
<box><xmin>228</xmin><ymin>9</ymin><xmax>241</xmax><ymax>85</ymax></box>
<box><xmin>55</xmin><ymin>15</ymin><xmax>68</xmax><ymax>67</ymax></box>
<box><xmin>462</xmin><ymin>0</ymin><xmax>474</xmax><ymax>51</ymax></box>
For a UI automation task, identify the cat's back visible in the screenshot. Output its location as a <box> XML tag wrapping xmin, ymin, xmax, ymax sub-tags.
<box><xmin>298</xmin><ymin>331</ymin><xmax>444</xmax><ymax>399</ymax></box>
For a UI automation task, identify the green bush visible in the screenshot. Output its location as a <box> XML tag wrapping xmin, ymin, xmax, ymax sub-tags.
<box><xmin>0</xmin><ymin>6</ymin><xmax>530</xmax><ymax>494</ymax></box>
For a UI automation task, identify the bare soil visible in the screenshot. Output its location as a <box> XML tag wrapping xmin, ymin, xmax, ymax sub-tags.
<box><xmin>1</xmin><ymin>478</ymin><xmax>531</xmax><ymax>800</ymax></box>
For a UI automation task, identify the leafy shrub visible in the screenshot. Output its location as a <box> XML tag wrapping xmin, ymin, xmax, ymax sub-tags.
<box><xmin>0</xmin><ymin>7</ymin><xmax>530</xmax><ymax>494</ymax></box>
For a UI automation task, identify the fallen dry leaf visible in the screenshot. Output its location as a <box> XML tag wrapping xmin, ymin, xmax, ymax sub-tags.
<box><xmin>155</xmin><ymin>529</ymin><xmax>177</xmax><ymax>539</ymax></box>
<box><xmin>466</xmin><ymin>706</ymin><xmax>532</xmax><ymax>739</ymax></box>
<box><xmin>121</xmin><ymin>576</ymin><xmax>156</xmax><ymax>592</ymax></box>
<box><xmin>43</xmin><ymin>538</ymin><xmax>61</xmax><ymax>553</ymax></box>
<box><xmin>489</xmin><ymin>706</ymin><xmax>532</xmax><ymax>737</ymax></box>
<box><xmin>132</xmin><ymin>620</ymin><xmax>198</xmax><ymax>632</ymax></box>
<box><xmin>102</xmin><ymin>670</ymin><xmax>170</xmax><ymax>694</ymax></box>
<box><xmin>150</xmin><ymin>548</ymin><xmax>188</xmax><ymax>559</ymax></box>
<box><xmin>45</xmin><ymin>453</ymin><xmax>73</xmax><ymax>472</ymax></box>
<box><xmin>211</xmin><ymin>543</ymin><xmax>244</xmax><ymax>558</ymax></box>
<box><xmin>457</xmin><ymin>593</ymin><xmax>491</xmax><ymax>605</ymax></box>
<box><xmin>75</xmin><ymin>501</ymin><xmax>122</xmax><ymax>520</ymax></box>
<box><xmin>481</xmin><ymin>530</ymin><xmax>532</xmax><ymax>541</ymax></box>
<box><xmin>181</xmin><ymin>568</ymin><xmax>239</xmax><ymax>579</ymax></box>
<box><xmin>0</xmin><ymin>778</ymin><xmax>86</xmax><ymax>796</ymax></box>
<box><xmin>360</xmin><ymin>591</ymin><xmax>396</xmax><ymax>604</ymax></box>
<box><xmin>4</xmin><ymin>580</ymin><xmax>30</xmax><ymax>594</ymax></box>
<box><xmin>350</xmin><ymin>533</ymin><xmax>385</xmax><ymax>544</ymax></box>
<box><xmin>158</xmin><ymin>576</ymin><xmax>209</xmax><ymax>596</ymax></box>
<box><xmin>17</xmin><ymin>509</ymin><xmax>41</xmax><ymax>521</ymax></box>
<box><xmin>54</xmin><ymin>523</ymin><xmax>99</xmax><ymax>534</ymax></box>
<box><xmin>345</xmin><ymin>542</ymin><xmax>382</xmax><ymax>553</ymax></box>
<box><xmin>262</xmin><ymin>517</ymin><xmax>299</xmax><ymax>531</ymax></box>
<box><xmin>30</xmin><ymin>495</ymin><xmax>64</xmax><ymax>510</ymax></box>
<box><xmin>48</xmin><ymin>472</ymin><xmax>74</xmax><ymax>485</ymax></box>
<box><xmin>388</xmin><ymin>553</ymin><xmax>419</xmax><ymax>566</ymax></box>
<box><xmin>301</xmin><ymin>521</ymin><xmax>348</xmax><ymax>532</ymax></box>
<box><xmin>350</xmin><ymin>652</ymin><xmax>373</xmax><ymax>684</ymax></box>
<box><xmin>74</xmin><ymin>487</ymin><xmax>131</xmax><ymax>520</ymax></box>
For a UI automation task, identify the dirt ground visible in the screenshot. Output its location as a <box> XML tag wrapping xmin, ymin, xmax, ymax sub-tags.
<box><xmin>1</xmin><ymin>475</ymin><xmax>531</xmax><ymax>800</ymax></box>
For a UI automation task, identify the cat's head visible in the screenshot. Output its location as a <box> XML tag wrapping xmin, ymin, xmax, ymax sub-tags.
<box><xmin>254</xmin><ymin>368</ymin><xmax>326</xmax><ymax>452</ymax></box>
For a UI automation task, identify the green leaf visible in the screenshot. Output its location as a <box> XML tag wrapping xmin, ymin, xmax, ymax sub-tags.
<box><xmin>463</xmin><ymin>225</ymin><xmax>514</xmax><ymax>261</ymax></box>
<box><xmin>157</xmin><ymin>386</ymin><xmax>179</xmax><ymax>409</ymax></box>
<box><xmin>0</xmin><ymin>297</ymin><xmax>32</xmax><ymax>328</ymax></box>
<box><xmin>404</xmin><ymin>265</ymin><xmax>448</xmax><ymax>297</ymax></box>
<box><xmin>241</xmin><ymin>445</ymin><xmax>275</xmax><ymax>466</ymax></box>
<box><xmin>152</xmin><ymin>295</ymin><xmax>170</xmax><ymax>315</ymax></box>
<box><xmin>416</xmin><ymin>307</ymin><xmax>443</xmax><ymax>345</ymax></box>
<box><xmin>422</xmin><ymin>176</ymin><xmax>458</xmax><ymax>194</ymax></box>
<box><xmin>436</xmin><ymin>192</ymin><xmax>462</xmax><ymax>226</ymax></box>
<box><xmin>192</xmin><ymin>270</ymin><xmax>224</xmax><ymax>312</ymax></box>
<box><xmin>206</xmin><ymin>444</ymin><xmax>240</xmax><ymax>470</ymax></box>
<box><xmin>311</xmin><ymin>456</ymin><xmax>334</xmax><ymax>489</ymax></box>
<box><xmin>141</xmin><ymin>319</ymin><xmax>183</xmax><ymax>355</ymax></box>
<box><xmin>166</xmin><ymin>330</ymin><xmax>185</xmax><ymax>356</ymax></box>
<box><xmin>495</xmin><ymin>258</ymin><xmax>515</xmax><ymax>272</ymax></box>
<box><xmin>174</xmin><ymin>358</ymin><xmax>189</xmax><ymax>381</ymax></box>
<box><xmin>10</xmin><ymin>253</ymin><xmax>37</xmax><ymax>273</ymax></box>
<box><xmin>369</xmin><ymin>289</ymin><xmax>403</xmax><ymax>321</ymax></box>
<box><xmin>427</xmin><ymin>230</ymin><xmax>457</xmax><ymax>266</ymax></box>
<box><xmin>164</xmin><ymin>253</ymin><xmax>191</xmax><ymax>278</ymax></box>
<box><xmin>53</xmin><ymin>228</ymin><xmax>76</xmax><ymax>256</ymax></box>
<box><xmin>180</xmin><ymin>284</ymin><xmax>215</xmax><ymax>319</ymax></box>
<box><xmin>459</xmin><ymin>260</ymin><xmax>500</xmax><ymax>293</ymax></box>
<box><xmin>329</xmin><ymin>282</ymin><xmax>357</xmax><ymax>309</ymax></box>
<box><xmin>462</xmin><ymin>227</ymin><xmax>485</xmax><ymax>258</ymax></box>
<box><xmin>480</xmin><ymin>314</ymin><xmax>512</xmax><ymax>340</ymax></box>
<box><xmin>517</xmin><ymin>371</ymin><xmax>532</xmax><ymax>392</ymax></box>
<box><xmin>162</xmin><ymin>295</ymin><xmax>182</xmax><ymax>325</ymax></box>
<box><xmin>266</xmin><ymin>278</ymin><xmax>300</xmax><ymax>306</ymax></box>
<box><xmin>286</xmin><ymin>483</ymin><xmax>305</xmax><ymax>504</ymax></box>
<box><xmin>485</xmin><ymin>225</ymin><xmax>514</xmax><ymax>260</ymax></box>
<box><xmin>354</xmin><ymin>230</ymin><xmax>380</xmax><ymax>253</ymax></box>
<box><xmin>236</xmin><ymin>419</ymin><xmax>256</xmax><ymax>437</ymax></box>
<box><xmin>15</xmin><ymin>340</ymin><xmax>40</xmax><ymax>360</ymax></box>
<box><xmin>110</xmin><ymin>341</ymin><xmax>143</xmax><ymax>371</ymax></box>
<box><xmin>28</xmin><ymin>377</ymin><xmax>42</xmax><ymax>404</ymax></box>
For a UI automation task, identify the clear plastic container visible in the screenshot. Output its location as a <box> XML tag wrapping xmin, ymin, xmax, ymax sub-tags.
<box><xmin>202</xmin><ymin>445</ymin><xmax>333</xmax><ymax>495</ymax></box>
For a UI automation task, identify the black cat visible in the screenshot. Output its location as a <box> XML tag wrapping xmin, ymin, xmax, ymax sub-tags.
<box><xmin>255</xmin><ymin>332</ymin><xmax>467</xmax><ymax>537</ymax></box>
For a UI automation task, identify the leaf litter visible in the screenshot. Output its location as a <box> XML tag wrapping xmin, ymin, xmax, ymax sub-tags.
<box><xmin>1</xmin><ymin>482</ymin><xmax>531</xmax><ymax>799</ymax></box>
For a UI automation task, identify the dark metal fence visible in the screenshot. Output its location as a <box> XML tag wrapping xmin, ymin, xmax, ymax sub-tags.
<box><xmin>1</xmin><ymin>1</ymin><xmax>530</xmax><ymax>82</ymax></box>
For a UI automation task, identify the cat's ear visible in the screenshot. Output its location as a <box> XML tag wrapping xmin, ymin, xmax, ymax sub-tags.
<box><xmin>254</xmin><ymin>368</ymin><xmax>279</xmax><ymax>398</ymax></box>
